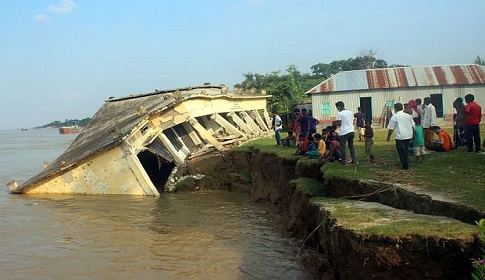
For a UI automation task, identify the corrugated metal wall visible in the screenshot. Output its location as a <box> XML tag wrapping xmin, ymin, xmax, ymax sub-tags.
<box><xmin>311</xmin><ymin>85</ymin><xmax>485</xmax><ymax>125</ymax></box>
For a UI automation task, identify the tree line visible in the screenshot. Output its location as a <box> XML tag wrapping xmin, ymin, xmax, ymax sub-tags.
<box><xmin>234</xmin><ymin>51</ymin><xmax>485</xmax><ymax>114</ymax></box>
<box><xmin>39</xmin><ymin>118</ymin><xmax>91</xmax><ymax>129</ymax></box>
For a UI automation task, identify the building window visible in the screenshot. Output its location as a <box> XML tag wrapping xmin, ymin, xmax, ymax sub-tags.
<box><xmin>321</xmin><ymin>103</ymin><xmax>331</xmax><ymax>114</ymax></box>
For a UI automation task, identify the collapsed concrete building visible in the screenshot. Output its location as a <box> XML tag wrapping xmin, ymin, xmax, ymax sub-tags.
<box><xmin>10</xmin><ymin>85</ymin><xmax>272</xmax><ymax>196</ymax></box>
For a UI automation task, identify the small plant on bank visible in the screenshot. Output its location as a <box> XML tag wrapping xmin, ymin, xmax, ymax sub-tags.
<box><xmin>229</xmin><ymin>172</ymin><xmax>252</xmax><ymax>183</ymax></box>
<box><xmin>472</xmin><ymin>219</ymin><xmax>485</xmax><ymax>280</ymax></box>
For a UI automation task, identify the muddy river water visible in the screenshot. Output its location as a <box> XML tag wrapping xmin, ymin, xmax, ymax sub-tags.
<box><xmin>0</xmin><ymin>129</ymin><xmax>310</xmax><ymax>279</ymax></box>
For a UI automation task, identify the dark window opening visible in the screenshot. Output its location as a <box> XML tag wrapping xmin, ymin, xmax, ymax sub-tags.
<box><xmin>359</xmin><ymin>97</ymin><xmax>373</xmax><ymax>122</ymax></box>
<box><xmin>137</xmin><ymin>151</ymin><xmax>175</xmax><ymax>193</ymax></box>
<box><xmin>430</xmin><ymin>93</ymin><xmax>443</xmax><ymax>118</ymax></box>
<box><xmin>173</xmin><ymin>124</ymin><xmax>198</xmax><ymax>152</ymax></box>
<box><xmin>164</xmin><ymin>128</ymin><xmax>184</xmax><ymax>151</ymax></box>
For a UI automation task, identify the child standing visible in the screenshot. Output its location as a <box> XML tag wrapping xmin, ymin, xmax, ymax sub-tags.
<box><xmin>364</xmin><ymin>119</ymin><xmax>375</xmax><ymax>163</ymax></box>
<box><xmin>413</xmin><ymin>119</ymin><xmax>425</xmax><ymax>163</ymax></box>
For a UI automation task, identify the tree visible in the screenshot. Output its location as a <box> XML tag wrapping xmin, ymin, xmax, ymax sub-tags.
<box><xmin>475</xmin><ymin>56</ymin><xmax>485</xmax><ymax>66</ymax></box>
<box><xmin>234</xmin><ymin>52</ymin><xmax>406</xmax><ymax>113</ymax></box>
<box><xmin>358</xmin><ymin>48</ymin><xmax>380</xmax><ymax>69</ymax></box>
<box><xmin>265</xmin><ymin>65</ymin><xmax>306</xmax><ymax>113</ymax></box>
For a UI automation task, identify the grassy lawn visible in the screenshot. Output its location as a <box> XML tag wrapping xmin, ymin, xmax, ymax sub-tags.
<box><xmin>312</xmin><ymin>197</ymin><xmax>477</xmax><ymax>239</ymax></box>
<box><xmin>236</xmin><ymin>124</ymin><xmax>485</xmax><ymax>211</ymax></box>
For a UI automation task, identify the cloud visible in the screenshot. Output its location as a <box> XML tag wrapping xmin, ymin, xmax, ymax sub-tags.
<box><xmin>48</xmin><ymin>0</ymin><xmax>77</xmax><ymax>14</ymax></box>
<box><xmin>33</xmin><ymin>14</ymin><xmax>49</xmax><ymax>22</ymax></box>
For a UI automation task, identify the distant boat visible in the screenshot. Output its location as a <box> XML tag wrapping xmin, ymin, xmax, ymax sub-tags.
<box><xmin>20</xmin><ymin>128</ymin><xmax>28</xmax><ymax>131</ymax></box>
<box><xmin>59</xmin><ymin>126</ymin><xmax>80</xmax><ymax>134</ymax></box>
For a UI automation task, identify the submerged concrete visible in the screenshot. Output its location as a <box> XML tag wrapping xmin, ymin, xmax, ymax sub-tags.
<box><xmin>185</xmin><ymin>149</ymin><xmax>483</xmax><ymax>280</ymax></box>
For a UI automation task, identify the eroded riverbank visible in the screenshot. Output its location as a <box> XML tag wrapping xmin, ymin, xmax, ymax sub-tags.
<box><xmin>185</xmin><ymin>149</ymin><xmax>484</xmax><ymax>280</ymax></box>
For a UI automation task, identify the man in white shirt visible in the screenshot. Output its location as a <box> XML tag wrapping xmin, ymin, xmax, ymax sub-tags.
<box><xmin>387</xmin><ymin>103</ymin><xmax>415</xmax><ymax>170</ymax></box>
<box><xmin>422</xmin><ymin>97</ymin><xmax>437</xmax><ymax>146</ymax></box>
<box><xmin>334</xmin><ymin>101</ymin><xmax>357</xmax><ymax>164</ymax></box>
<box><xmin>272</xmin><ymin>110</ymin><xmax>283</xmax><ymax>146</ymax></box>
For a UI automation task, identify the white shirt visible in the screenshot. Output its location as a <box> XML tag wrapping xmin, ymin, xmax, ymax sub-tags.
<box><xmin>387</xmin><ymin>111</ymin><xmax>415</xmax><ymax>140</ymax></box>
<box><xmin>417</xmin><ymin>104</ymin><xmax>424</xmax><ymax>118</ymax></box>
<box><xmin>274</xmin><ymin>115</ymin><xmax>282</xmax><ymax>131</ymax></box>
<box><xmin>336</xmin><ymin>109</ymin><xmax>354</xmax><ymax>135</ymax></box>
<box><xmin>422</xmin><ymin>103</ymin><xmax>437</xmax><ymax>128</ymax></box>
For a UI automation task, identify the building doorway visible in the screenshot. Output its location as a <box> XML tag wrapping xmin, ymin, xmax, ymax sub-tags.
<box><xmin>360</xmin><ymin>97</ymin><xmax>373</xmax><ymax>122</ymax></box>
<box><xmin>430</xmin><ymin>93</ymin><xmax>443</xmax><ymax>118</ymax></box>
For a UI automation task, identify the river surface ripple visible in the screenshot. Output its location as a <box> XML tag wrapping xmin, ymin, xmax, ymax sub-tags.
<box><xmin>0</xmin><ymin>129</ymin><xmax>310</xmax><ymax>280</ymax></box>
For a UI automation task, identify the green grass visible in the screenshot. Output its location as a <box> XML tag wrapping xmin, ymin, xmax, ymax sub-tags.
<box><xmin>293</xmin><ymin>177</ymin><xmax>329</xmax><ymax>197</ymax></box>
<box><xmin>239</xmin><ymin>124</ymin><xmax>485</xmax><ymax>211</ymax></box>
<box><xmin>229</xmin><ymin>172</ymin><xmax>252</xmax><ymax>183</ymax></box>
<box><xmin>312</xmin><ymin>197</ymin><xmax>477</xmax><ymax>239</ymax></box>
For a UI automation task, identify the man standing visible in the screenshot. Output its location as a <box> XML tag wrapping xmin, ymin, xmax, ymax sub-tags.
<box><xmin>386</xmin><ymin>103</ymin><xmax>415</xmax><ymax>170</ymax></box>
<box><xmin>354</xmin><ymin>107</ymin><xmax>365</xmax><ymax>141</ymax></box>
<box><xmin>334</xmin><ymin>101</ymin><xmax>357</xmax><ymax>164</ymax></box>
<box><xmin>422</xmin><ymin>97</ymin><xmax>437</xmax><ymax>147</ymax></box>
<box><xmin>416</xmin><ymin>98</ymin><xmax>425</xmax><ymax>118</ymax></box>
<box><xmin>272</xmin><ymin>110</ymin><xmax>283</xmax><ymax>146</ymax></box>
<box><xmin>299</xmin><ymin>108</ymin><xmax>310</xmax><ymax>137</ymax></box>
<box><xmin>464</xmin><ymin>94</ymin><xmax>482</xmax><ymax>153</ymax></box>
<box><xmin>453</xmin><ymin>97</ymin><xmax>466</xmax><ymax>148</ymax></box>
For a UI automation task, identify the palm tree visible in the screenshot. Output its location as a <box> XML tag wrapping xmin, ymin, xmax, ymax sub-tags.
<box><xmin>475</xmin><ymin>56</ymin><xmax>485</xmax><ymax>66</ymax></box>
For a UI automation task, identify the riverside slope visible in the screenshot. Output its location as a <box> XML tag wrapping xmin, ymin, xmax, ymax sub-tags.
<box><xmin>185</xmin><ymin>149</ymin><xmax>482</xmax><ymax>280</ymax></box>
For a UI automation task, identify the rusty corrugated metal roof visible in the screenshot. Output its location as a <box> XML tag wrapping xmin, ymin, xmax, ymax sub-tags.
<box><xmin>306</xmin><ymin>64</ymin><xmax>485</xmax><ymax>94</ymax></box>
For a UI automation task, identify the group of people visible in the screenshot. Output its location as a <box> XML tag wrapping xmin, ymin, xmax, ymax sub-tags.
<box><xmin>273</xmin><ymin>101</ymin><xmax>370</xmax><ymax>164</ymax></box>
<box><xmin>271</xmin><ymin>94</ymin><xmax>482</xmax><ymax>170</ymax></box>
<box><xmin>387</xmin><ymin>94</ymin><xmax>482</xmax><ymax>170</ymax></box>
<box><xmin>272</xmin><ymin>107</ymin><xmax>319</xmax><ymax>148</ymax></box>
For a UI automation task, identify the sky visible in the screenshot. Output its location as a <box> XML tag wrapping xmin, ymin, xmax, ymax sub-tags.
<box><xmin>1</xmin><ymin>0</ymin><xmax>484</xmax><ymax>130</ymax></box>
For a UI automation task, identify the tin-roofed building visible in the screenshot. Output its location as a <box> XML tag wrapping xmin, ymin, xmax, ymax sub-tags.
<box><xmin>306</xmin><ymin>64</ymin><xmax>485</xmax><ymax>126</ymax></box>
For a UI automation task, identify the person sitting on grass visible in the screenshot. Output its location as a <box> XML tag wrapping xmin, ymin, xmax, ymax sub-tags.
<box><xmin>281</xmin><ymin>131</ymin><xmax>296</xmax><ymax>147</ymax></box>
<box><xmin>306</xmin><ymin>133</ymin><xmax>326</xmax><ymax>159</ymax></box>
<box><xmin>294</xmin><ymin>134</ymin><xmax>309</xmax><ymax>155</ymax></box>
<box><xmin>426</xmin><ymin>126</ymin><xmax>453</xmax><ymax>152</ymax></box>
<box><xmin>307</xmin><ymin>135</ymin><xmax>317</xmax><ymax>152</ymax></box>
<box><xmin>322</xmin><ymin>129</ymin><xmax>341</xmax><ymax>162</ymax></box>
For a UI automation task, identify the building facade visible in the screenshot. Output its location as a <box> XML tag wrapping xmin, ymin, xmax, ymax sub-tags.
<box><xmin>306</xmin><ymin>64</ymin><xmax>485</xmax><ymax>127</ymax></box>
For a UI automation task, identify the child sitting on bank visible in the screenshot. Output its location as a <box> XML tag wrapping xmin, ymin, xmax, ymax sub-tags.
<box><xmin>426</xmin><ymin>126</ymin><xmax>453</xmax><ymax>152</ymax></box>
<box><xmin>294</xmin><ymin>134</ymin><xmax>309</xmax><ymax>155</ymax></box>
<box><xmin>322</xmin><ymin>129</ymin><xmax>341</xmax><ymax>162</ymax></box>
<box><xmin>307</xmin><ymin>135</ymin><xmax>317</xmax><ymax>152</ymax></box>
<box><xmin>306</xmin><ymin>133</ymin><xmax>327</xmax><ymax>160</ymax></box>
<box><xmin>306</xmin><ymin>133</ymin><xmax>327</xmax><ymax>159</ymax></box>
<box><xmin>281</xmin><ymin>131</ymin><xmax>296</xmax><ymax>147</ymax></box>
